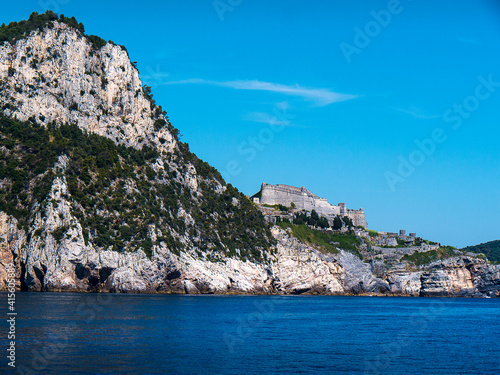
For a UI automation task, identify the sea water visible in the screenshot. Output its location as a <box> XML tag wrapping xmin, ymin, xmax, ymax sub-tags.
<box><xmin>2</xmin><ymin>292</ymin><xmax>499</xmax><ymax>374</ymax></box>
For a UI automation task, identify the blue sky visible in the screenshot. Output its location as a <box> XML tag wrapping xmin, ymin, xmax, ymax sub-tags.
<box><xmin>3</xmin><ymin>1</ymin><xmax>500</xmax><ymax>247</ymax></box>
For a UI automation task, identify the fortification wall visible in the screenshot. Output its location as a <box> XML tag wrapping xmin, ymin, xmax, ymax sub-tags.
<box><xmin>260</xmin><ymin>183</ymin><xmax>340</xmax><ymax>216</ymax></box>
<box><xmin>347</xmin><ymin>209</ymin><xmax>367</xmax><ymax>228</ymax></box>
<box><xmin>257</xmin><ymin>183</ymin><xmax>367</xmax><ymax>227</ymax></box>
<box><xmin>313</xmin><ymin>198</ymin><xmax>340</xmax><ymax>216</ymax></box>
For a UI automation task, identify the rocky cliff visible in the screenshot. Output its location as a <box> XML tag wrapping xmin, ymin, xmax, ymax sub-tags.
<box><xmin>0</xmin><ymin>15</ymin><xmax>174</xmax><ymax>153</ymax></box>
<box><xmin>0</xmin><ymin>12</ymin><xmax>498</xmax><ymax>298</ymax></box>
<box><xmin>0</xmin><ymin>12</ymin><xmax>275</xmax><ymax>293</ymax></box>
<box><xmin>1</xmin><ymin>208</ymin><xmax>498</xmax><ymax>297</ymax></box>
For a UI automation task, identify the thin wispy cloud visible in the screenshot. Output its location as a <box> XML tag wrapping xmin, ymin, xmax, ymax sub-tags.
<box><xmin>243</xmin><ymin>101</ymin><xmax>301</xmax><ymax>127</ymax></box>
<box><xmin>244</xmin><ymin>112</ymin><xmax>285</xmax><ymax>125</ymax></box>
<box><xmin>455</xmin><ymin>37</ymin><xmax>482</xmax><ymax>46</ymax></box>
<box><xmin>243</xmin><ymin>112</ymin><xmax>301</xmax><ymax>127</ymax></box>
<box><xmin>394</xmin><ymin>106</ymin><xmax>440</xmax><ymax>120</ymax></box>
<box><xmin>164</xmin><ymin>79</ymin><xmax>358</xmax><ymax>106</ymax></box>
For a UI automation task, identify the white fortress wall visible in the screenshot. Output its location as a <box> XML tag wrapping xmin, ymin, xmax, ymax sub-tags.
<box><xmin>347</xmin><ymin>209</ymin><xmax>368</xmax><ymax>228</ymax></box>
<box><xmin>260</xmin><ymin>184</ymin><xmax>307</xmax><ymax>208</ymax></box>
<box><xmin>260</xmin><ymin>183</ymin><xmax>339</xmax><ymax>216</ymax></box>
<box><xmin>257</xmin><ymin>183</ymin><xmax>367</xmax><ymax>228</ymax></box>
<box><xmin>312</xmin><ymin>198</ymin><xmax>340</xmax><ymax>216</ymax></box>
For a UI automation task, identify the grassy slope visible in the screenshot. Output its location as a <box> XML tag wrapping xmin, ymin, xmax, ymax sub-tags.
<box><xmin>400</xmin><ymin>246</ymin><xmax>461</xmax><ymax>267</ymax></box>
<box><xmin>276</xmin><ymin>221</ymin><xmax>362</xmax><ymax>258</ymax></box>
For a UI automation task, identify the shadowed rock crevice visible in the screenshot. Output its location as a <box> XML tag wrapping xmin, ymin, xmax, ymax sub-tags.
<box><xmin>98</xmin><ymin>267</ymin><xmax>113</xmax><ymax>283</ymax></box>
<box><xmin>19</xmin><ymin>261</ymin><xmax>28</xmax><ymax>291</ymax></box>
<box><xmin>166</xmin><ymin>269</ymin><xmax>181</xmax><ymax>280</ymax></box>
<box><xmin>32</xmin><ymin>265</ymin><xmax>45</xmax><ymax>289</ymax></box>
<box><xmin>74</xmin><ymin>263</ymin><xmax>91</xmax><ymax>280</ymax></box>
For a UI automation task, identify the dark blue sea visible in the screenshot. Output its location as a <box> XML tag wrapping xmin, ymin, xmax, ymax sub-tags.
<box><xmin>1</xmin><ymin>292</ymin><xmax>499</xmax><ymax>374</ymax></box>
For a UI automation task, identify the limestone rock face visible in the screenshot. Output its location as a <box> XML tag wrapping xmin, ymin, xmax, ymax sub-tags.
<box><xmin>0</xmin><ymin>22</ymin><xmax>174</xmax><ymax>153</ymax></box>
<box><xmin>270</xmin><ymin>227</ymin><xmax>344</xmax><ymax>294</ymax></box>
<box><xmin>420</xmin><ymin>257</ymin><xmax>478</xmax><ymax>297</ymax></box>
<box><xmin>470</xmin><ymin>262</ymin><xmax>500</xmax><ymax>297</ymax></box>
<box><xmin>387</xmin><ymin>272</ymin><xmax>423</xmax><ymax>296</ymax></box>
<box><xmin>2</xmin><ymin>205</ymin><xmax>500</xmax><ymax>297</ymax></box>
<box><xmin>333</xmin><ymin>250</ymin><xmax>390</xmax><ymax>294</ymax></box>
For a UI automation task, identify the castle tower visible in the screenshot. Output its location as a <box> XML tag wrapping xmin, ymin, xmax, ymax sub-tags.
<box><xmin>339</xmin><ymin>203</ymin><xmax>347</xmax><ymax>216</ymax></box>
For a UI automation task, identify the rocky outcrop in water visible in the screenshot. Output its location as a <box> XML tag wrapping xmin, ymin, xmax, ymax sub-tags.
<box><xmin>419</xmin><ymin>257</ymin><xmax>500</xmax><ymax>297</ymax></box>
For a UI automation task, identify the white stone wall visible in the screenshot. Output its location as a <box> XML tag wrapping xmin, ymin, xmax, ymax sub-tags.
<box><xmin>346</xmin><ymin>209</ymin><xmax>368</xmax><ymax>228</ymax></box>
<box><xmin>260</xmin><ymin>184</ymin><xmax>340</xmax><ymax>216</ymax></box>
<box><xmin>257</xmin><ymin>183</ymin><xmax>368</xmax><ymax>227</ymax></box>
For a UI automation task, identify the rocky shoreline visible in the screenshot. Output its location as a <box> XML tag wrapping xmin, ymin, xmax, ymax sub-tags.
<box><xmin>1</xmin><ymin>217</ymin><xmax>499</xmax><ymax>298</ymax></box>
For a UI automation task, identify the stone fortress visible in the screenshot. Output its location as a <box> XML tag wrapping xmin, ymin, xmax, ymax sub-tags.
<box><xmin>251</xmin><ymin>183</ymin><xmax>368</xmax><ymax>228</ymax></box>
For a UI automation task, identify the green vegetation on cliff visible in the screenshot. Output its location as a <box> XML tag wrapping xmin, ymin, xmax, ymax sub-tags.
<box><xmin>0</xmin><ymin>11</ymin><xmax>106</xmax><ymax>50</ymax></box>
<box><xmin>0</xmin><ymin>116</ymin><xmax>274</xmax><ymax>261</ymax></box>
<box><xmin>463</xmin><ymin>240</ymin><xmax>500</xmax><ymax>264</ymax></box>
<box><xmin>293</xmin><ymin>210</ymin><xmax>330</xmax><ymax>229</ymax></box>
<box><xmin>276</xmin><ymin>221</ymin><xmax>361</xmax><ymax>257</ymax></box>
<box><xmin>401</xmin><ymin>246</ymin><xmax>458</xmax><ymax>266</ymax></box>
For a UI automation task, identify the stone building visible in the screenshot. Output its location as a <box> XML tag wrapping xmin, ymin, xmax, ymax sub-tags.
<box><xmin>251</xmin><ymin>183</ymin><xmax>368</xmax><ymax>228</ymax></box>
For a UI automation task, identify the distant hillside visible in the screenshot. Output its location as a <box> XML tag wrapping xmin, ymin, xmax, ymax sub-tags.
<box><xmin>463</xmin><ymin>240</ymin><xmax>500</xmax><ymax>263</ymax></box>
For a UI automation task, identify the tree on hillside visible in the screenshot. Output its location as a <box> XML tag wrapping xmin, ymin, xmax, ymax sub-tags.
<box><xmin>293</xmin><ymin>212</ymin><xmax>308</xmax><ymax>225</ymax></box>
<box><xmin>342</xmin><ymin>216</ymin><xmax>353</xmax><ymax>227</ymax></box>
<box><xmin>309</xmin><ymin>210</ymin><xmax>320</xmax><ymax>225</ymax></box>
<box><xmin>332</xmin><ymin>216</ymin><xmax>343</xmax><ymax>230</ymax></box>
<box><xmin>317</xmin><ymin>216</ymin><xmax>329</xmax><ymax>229</ymax></box>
